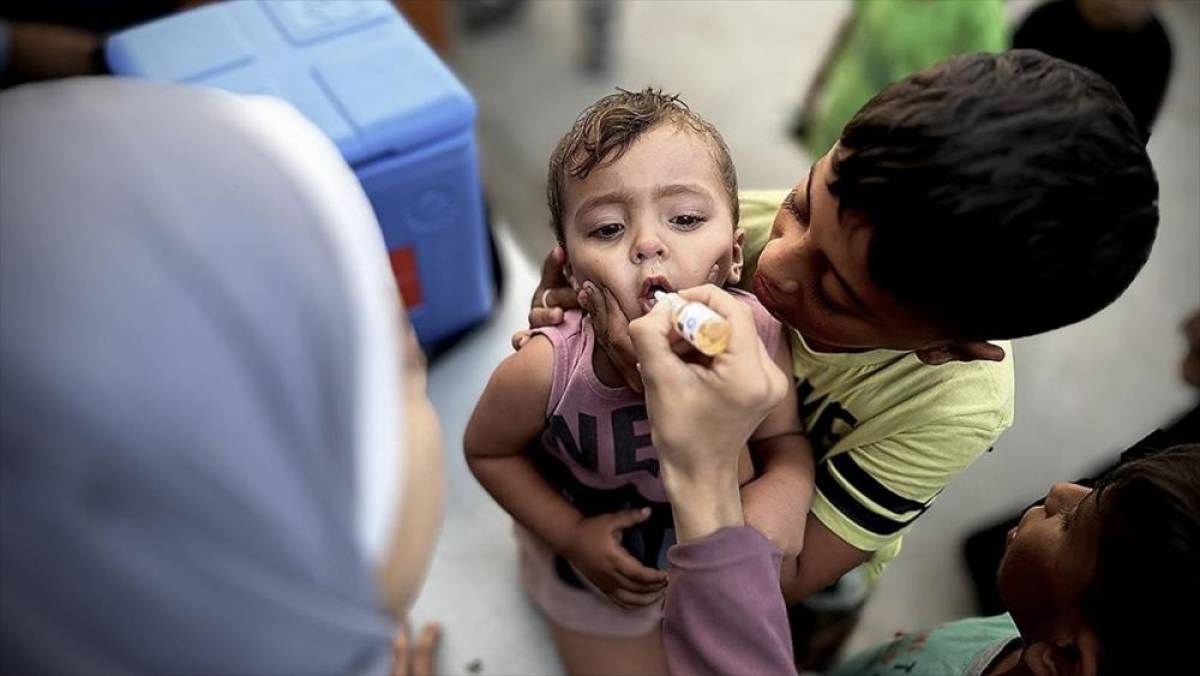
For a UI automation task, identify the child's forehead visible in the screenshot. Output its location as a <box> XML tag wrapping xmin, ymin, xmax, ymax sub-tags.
<box><xmin>629</xmin><ymin>121</ymin><xmax>720</xmax><ymax>160</ymax></box>
<box><xmin>564</xmin><ymin>125</ymin><xmax>726</xmax><ymax>200</ymax></box>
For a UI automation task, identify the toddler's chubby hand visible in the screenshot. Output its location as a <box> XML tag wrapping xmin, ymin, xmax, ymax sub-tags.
<box><xmin>562</xmin><ymin>507</ymin><xmax>668</xmax><ymax>609</ymax></box>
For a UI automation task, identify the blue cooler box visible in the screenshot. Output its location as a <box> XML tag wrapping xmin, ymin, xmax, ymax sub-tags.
<box><xmin>106</xmin><ymin>0</ymin><xmax>494</xmax><ymax>347</ymax></box>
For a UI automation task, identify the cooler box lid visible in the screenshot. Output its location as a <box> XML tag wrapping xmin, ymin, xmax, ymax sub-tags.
<box><xmin>106</xmin><ymin>0</ymin><xmax>476</xmax><ymax>164</ymax></box>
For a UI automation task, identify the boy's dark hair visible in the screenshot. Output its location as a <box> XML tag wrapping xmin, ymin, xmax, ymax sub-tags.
<box><xmin>547</xmin><ymin>87</ymin><xmax>738</xmax><ymax>244</ymax></box>
<box><xmin>829</xmin><ymin>50</ymin><xmax>1159</xmax><ymax>340</ymax></box>
<box><xmin>1086</xmin><ymin>443</ymin><xmax>1198</xmax><ymax>675</ymax></box>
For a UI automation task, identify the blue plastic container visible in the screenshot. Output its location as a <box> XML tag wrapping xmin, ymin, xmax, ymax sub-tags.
<box><xmin>106</xmin><ymin>0</ymin><xmax>494</xmax><ymax>347</ymax></box>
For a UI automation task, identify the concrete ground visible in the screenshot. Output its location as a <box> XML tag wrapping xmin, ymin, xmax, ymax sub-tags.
<box><xmin>409</xmin><ymin>2</ymin><xmax>1200</xmax><ymax>673</ymax></box>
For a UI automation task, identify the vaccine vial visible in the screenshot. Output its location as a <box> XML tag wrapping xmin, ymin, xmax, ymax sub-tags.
<box><xmin>654</xmin><ymin>291</ymin><xmax>731</xmax><ymax>356</ymax></box>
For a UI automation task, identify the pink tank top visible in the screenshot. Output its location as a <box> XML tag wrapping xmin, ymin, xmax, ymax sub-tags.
<box><xmin>529</xmin><ymin>289</ymin><xmax>782</xmax><ymax>570</ymax></box>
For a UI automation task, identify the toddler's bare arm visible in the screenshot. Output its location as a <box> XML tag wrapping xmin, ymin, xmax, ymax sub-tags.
<box><xmin>464</xmin><ymin>335</ymin><xmax>667</xmax><ymax>607</ymax></box>
<box><xmin>464</xmin><ymin>336</ymin><xmax>583</xmax><ymax>554</ymax></box>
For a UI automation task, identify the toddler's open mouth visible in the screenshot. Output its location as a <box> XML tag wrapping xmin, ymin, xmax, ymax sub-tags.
<box><xmin>638</xmin><ymin>275</ymin><xmax>674</xmax><ymax>314</ymax></box>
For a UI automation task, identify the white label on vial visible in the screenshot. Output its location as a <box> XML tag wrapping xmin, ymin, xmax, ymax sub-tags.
<box><xmin>675</xmin><ymin>302</ymin><xmax>720</xmax><ymax>345</ymax></box>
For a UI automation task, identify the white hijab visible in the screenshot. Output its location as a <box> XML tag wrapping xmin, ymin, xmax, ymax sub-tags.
<box><xmin>1</xmin><ymin>78</ymin><xmax>404</xmax><ymax>674</ymax></box>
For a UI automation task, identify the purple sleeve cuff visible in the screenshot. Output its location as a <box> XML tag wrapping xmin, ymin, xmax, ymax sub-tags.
<box><xmin>663</xmin><ymin>527</ymin><xmax>795</xmax><ymax>676</ymax></box>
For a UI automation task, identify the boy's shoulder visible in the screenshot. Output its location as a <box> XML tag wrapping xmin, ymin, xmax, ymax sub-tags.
<box><xmin>738</xmin><ymin>190</ymin><xmax>788</xmax><ymax>232</ymax></box>
<box><xmin>736</xmin><ymin>190</ymin><xmax>788</xmax><ymax>290</ymax></box>
<box><xmin>907</xmin><ymin>345</ymin><xmax>1015</xmax><ymax>429</ymax></box>
<box><xmin>739</xmin><ymin>189</ymin><xmax>789</xmax><ymax>212</ymax></box>
<box><xmin>792</xmin><ymin>332</ymin><xmax>1015</xmax><ymax>435</ymax></box>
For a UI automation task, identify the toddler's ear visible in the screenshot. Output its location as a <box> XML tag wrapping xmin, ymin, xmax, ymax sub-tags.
<box><xmin>725</xmin><ymin>228</ymin><xmax>747</xmax><ymax>285</ymax></box>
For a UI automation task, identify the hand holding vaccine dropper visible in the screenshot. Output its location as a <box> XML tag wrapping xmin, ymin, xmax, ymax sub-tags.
<box><xmin>654</xmin><ymin>291</ymin><xmax>731</xmax><ymax>356</ymax></box>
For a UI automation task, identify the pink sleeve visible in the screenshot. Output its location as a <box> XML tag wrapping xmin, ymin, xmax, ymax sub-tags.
<box><xmin>663</xmin><ymin>527</ymin><xmax>796</xmax><ymax>676</ymax></box>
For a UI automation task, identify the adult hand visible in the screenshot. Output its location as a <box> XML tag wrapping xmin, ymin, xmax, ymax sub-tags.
<box><xmin>562</xmin><ymin>508</ymin><xmax>668</xmax><ymax>609</ymax></box>
<box><xmin>629</xmin><ymin>285</ymin><xmax>790</xmax><ymax>541</ymax></box>
<box><xmin>390</xmin><ymin>621</ymin><xmax>440</xmax><ymax>676</ymax></box>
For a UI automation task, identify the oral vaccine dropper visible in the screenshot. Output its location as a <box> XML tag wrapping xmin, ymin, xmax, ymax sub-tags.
<box><xmin>653</xmin><ymin>291</ymin><xmax>731</xmax><ymax>356</ymax></box>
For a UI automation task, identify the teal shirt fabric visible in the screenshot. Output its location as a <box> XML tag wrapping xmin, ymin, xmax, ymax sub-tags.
<box><xmin>829</xmin><ymin>614</ymin><xmax>1020</xmax><ymax>676</ymax></box>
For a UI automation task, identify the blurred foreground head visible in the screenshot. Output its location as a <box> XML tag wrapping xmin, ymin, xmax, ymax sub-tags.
<box><xmin>0</xmin><ymin>78</ymin><xmax>442</xmax><ymax>674</ymax></box>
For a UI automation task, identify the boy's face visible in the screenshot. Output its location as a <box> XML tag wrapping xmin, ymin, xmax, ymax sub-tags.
<box><xmin>997</xmin><ymin>482</ymin><xmax>1101</xmax><ymax>641</ymax></box>
<box><xmin>752</xmin><ymin>148</ymin><xmax>947</xmax><ymax>352</ymax></box>
<box><xmin>561</xmin><ymin>124</ymin><xmax>741</xmax><ymax>321</ymax></box>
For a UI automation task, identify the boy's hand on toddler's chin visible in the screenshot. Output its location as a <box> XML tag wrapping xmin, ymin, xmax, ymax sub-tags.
<box><xmin>562</xmin><ymin>508</ymin><xmax>668</xmax><ymax>609</ymax></box>
<box><xmin>530</xmin><ymin>246</ymin><xmax>579</xmax><ymax>325</ymax></box>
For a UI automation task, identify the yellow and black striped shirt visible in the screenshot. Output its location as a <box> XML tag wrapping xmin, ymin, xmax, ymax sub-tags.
<box><xmin>738</xmin><ymin>190</ymin><xmax>1015</xmax><ymax>579</ymax></box>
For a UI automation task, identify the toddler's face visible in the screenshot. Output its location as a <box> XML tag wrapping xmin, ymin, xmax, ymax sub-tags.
<box><xmin>560</xmin><ymin>124</ymin><xmax>741</xmax><ymax>321</ymax></box>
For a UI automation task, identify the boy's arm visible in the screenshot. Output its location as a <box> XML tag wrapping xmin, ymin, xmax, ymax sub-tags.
<box><xmin>742</xmin><ymin>334</ymin><xmax>814</xmax><ymax>561</ymax></box>
<box><xmin>787</xmin><ymin>517</ymin><xmax>872</xmax><ymax>604</ymax></box>
<box><xmin>464</xmin><ymin>336</ymin><xmax>581</xmax><ymax>555</ymax></box>
<box><xmin>785</xmin><ymin>414</ymin><xmax>1009</xmax><ymax>603</ymax></box>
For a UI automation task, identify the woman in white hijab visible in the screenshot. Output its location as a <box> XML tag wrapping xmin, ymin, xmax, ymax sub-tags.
<box><xmin>0</xmin><ymin>77</ymin><xmax>443</xmax><ymax>675</ymax></box>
